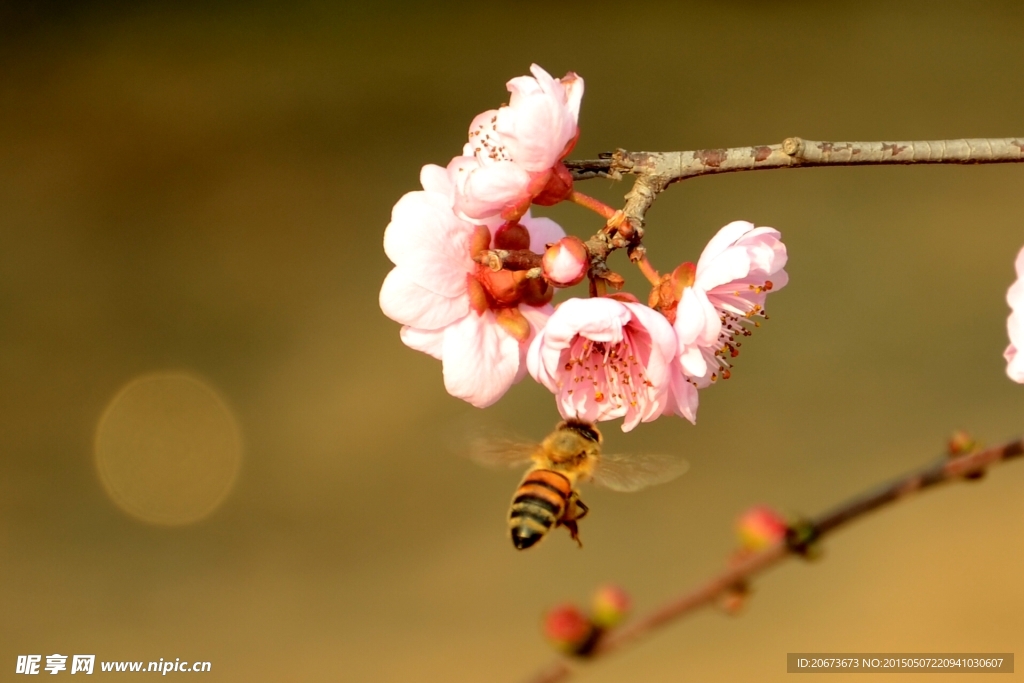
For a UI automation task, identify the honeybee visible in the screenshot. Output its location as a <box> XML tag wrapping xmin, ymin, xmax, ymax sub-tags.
<box><xmin>471</xmin><ymin>418</ymin><xmax>688</xmax><ymax>550</ymax></box>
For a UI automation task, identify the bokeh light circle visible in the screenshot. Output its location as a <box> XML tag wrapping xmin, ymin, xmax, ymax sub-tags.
<box><xmin>95</xmin><ymin>372</ymin><xmax>243</xmax><ymax>525</ymax></box>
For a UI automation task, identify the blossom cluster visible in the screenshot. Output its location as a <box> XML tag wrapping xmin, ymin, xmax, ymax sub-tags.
<box><xmin>380</xmin><ymin>65</ymin><xmax>788</xmax><ymax>430</ymax></box>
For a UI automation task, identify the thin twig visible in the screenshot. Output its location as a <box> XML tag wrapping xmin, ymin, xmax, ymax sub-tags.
<box><xmin>522</xmin><ymin>437</ymin><xmax>1024</xmax><ymax>683</ymax></box>
<box><xmin>565</xmin><ymin>137</ymin><xmax>1024</xmax><ymax>235</ymax></box>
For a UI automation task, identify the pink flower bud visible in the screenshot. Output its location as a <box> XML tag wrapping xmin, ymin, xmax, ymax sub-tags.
<box><xmin>736</xmin><ymin>505</ymin><xmax>788</xmax><ymax>551</ymax></box>
<box><xmin>542</xmin><ymin>604</ymin><xmax>593</xmax><ymax>653</ymax></box>
<box><xmin>542</xmin><ymin>236</ymin><xmax>589</xmax><ymax>287</ymax></box>
<box><xmin>591</xmin><ymin>584</ymin><xmax>631</xmax><ymax>628</ymax></box>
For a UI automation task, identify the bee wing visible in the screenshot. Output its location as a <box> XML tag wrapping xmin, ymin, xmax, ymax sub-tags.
<box><xmin>466</xmin><ymin>435</ymin><xmax>538</xmax><ymax>469</ymax></box>
<box><xmin>590</xmin><ymin>452</ymin><xmax>689</xmax><ymax>492</ymax></box>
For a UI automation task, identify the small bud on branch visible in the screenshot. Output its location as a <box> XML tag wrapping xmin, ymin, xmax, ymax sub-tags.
<box><xmin>522</xmin><ymin>435</ymin><xmax>1024</xmax><ymax>683</ymax></box>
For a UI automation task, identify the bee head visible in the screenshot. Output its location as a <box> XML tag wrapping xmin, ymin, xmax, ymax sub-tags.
<box><xmin>556</xmin><ymin>418</ymin><xmax>602</xmax><ymax>445</ymax></box>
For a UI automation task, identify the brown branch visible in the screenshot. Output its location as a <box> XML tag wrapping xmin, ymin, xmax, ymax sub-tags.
<box><xmin>476</xmin><ymin>249</ymin><xmax>543</xmax><ymax>273</ymax></box>
<box><xmin>565</xmin><ymin>137</ymin><xmax>1024</xmax><ymax>235</ymax></box>
<box><xmin>522</xmin><ymin>436</ymin><xmax>1024</xmax><ymax>683</ymax></box>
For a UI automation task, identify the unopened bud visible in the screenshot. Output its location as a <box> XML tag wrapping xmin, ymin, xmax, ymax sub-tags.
<box><xmin>718</xmin><ymin>581</ymin><xmax>750</xmax><ymax>616</ymax></box>
<box><xmin>736</xmin><ymin>506</ymin><xmax>788</xmax><ymax>551</ymax></box>
<box><xmin>532</xmin><ymin>163</ymin><xmax>574</xmax><ymax>207</ymax></box>
<box><xmin>591</xmin><ymin>584</ymin><xmax>631</xmax><ymax>628</ymax></box>
<box><xmin>947</xmin><ymin>430</ymin><xmax>977</xmax><ymax>457</ymax></box>
<box><xmin>542</xmin><ymin>604</ymin><xmax>593</xmax><ymax>654</ymax></box>
<box><xmin>542</xmin><ymin>236</ymin><xmax>589</xmax><ymax>287</ymax></box>
<box><xmin>522</xmin><ymin>275</ymin><xmax>554</xmax><ymax>307</ymax></box>
<box><xmin>493</xmin><ymin>221</ymin><xmax>531</xmax><ymax>251</ymax></box>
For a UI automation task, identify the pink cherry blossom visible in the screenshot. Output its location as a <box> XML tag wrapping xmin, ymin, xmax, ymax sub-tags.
<box><xmin>673</xmin><ymin>221</ymin><xmax>789</xmax><ymax>392</ymax></box>
<box><xmin>527</xmin><ymin>297</ymin><xmax>677</xmax><ymax>432</ymax></box>
<box><xmin>448</xmin><ymin>64</ymin><xmax>584</xmax><ymax>222</ymax></box>
<box><xmin>380</xmin><ymin>164</ymin><xmax>564</xmax><ymax>408</ymax></box>
<box><xmin>1004</xmin><ymin>245</ymin><xmax>1024</xmax><ymax>382</ymax></box>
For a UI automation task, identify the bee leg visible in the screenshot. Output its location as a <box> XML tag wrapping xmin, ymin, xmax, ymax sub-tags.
<box><xmin>562</xmin><ymin>519</ymin><xmax>582</xmax><ymax>548</ymax></box>
<box><xmin>559</xmin><ymin>494</ymin><xmax>589</xmax><ymax>548</ymax></box>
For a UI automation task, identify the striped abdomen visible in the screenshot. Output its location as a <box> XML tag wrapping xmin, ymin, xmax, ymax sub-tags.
<box><xmin>509</xmin><ymin>469</ymin><xmax>572</xmax><ymax>550</ymax></box>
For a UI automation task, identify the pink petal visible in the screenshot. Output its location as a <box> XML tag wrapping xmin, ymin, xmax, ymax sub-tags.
<box><xmin>741</xmin><ymin>227</ymin><xmax>788</xmax><ymax>274</ymax></box>
<box><xmin>1008</xmin><ymin>246</ymin><xmax>1024</xmax><ymax>310</ymax></box>
<box><xmin>1005</xmin><ymin>342</ymin><xmax>1024</xmax><ymax>382</ymax></box>
<box><xmin>696</xmin><ymin>243</ymin><xmax>753</xmax><ymax>291</ymax></box>
<box><xmin>622</xmin><ymin>302</ymin><xmax>676</xmax><ymax>388</ymax></box>
<box><xmin>521</xmin><ymin>214</ymin><xmax>566</xmax><ymax>253</ymax></box>
<box><xmin>1006</xmin><ymin>248</ymin><xmax>1024</xmax><ymax>384</ymax></box>
<box><xmin>555</xmin><ymin>69</ymin><xmax>585</xmax><ymax>125</ymax></box>
<box><xmin>677</xmin><ymin>344</ymin><xmax>708</xmax><ymax>382</ymax></box>
<box><xmin>384</xmin><ymin>191</ymin><xmax>473</xmax><ymax>297</ymax></box>
<box><xmin>379</xmin><ymin>268</ymin><xmax>468</xmax><ymax>330</ymax></box>
<box><xmin>696</xmin><ymin>221</ymin><xmax>755</xmax><ymax>271</ymax></box>
<box><xmin>667</xmin><ymin>370</ymin><xmax>699</xmax><ymax>424</ymax></box>
<box><xmin>1006</xmin><ymin>344</ymin><xmax>1024</xmax><ymax>383</ymax></box>
<box><xmin>496</xmin><ymin>65</ymin><xmax>579</xmax><ymax>172</ymax></box>
<box><xmin>442</xmin><ymin>312</ymin><xmax>521</xmax><ymax>408</ymax></box>
<box><xmin>419</xmin><ymin>164</ymin><xmax>451</xmax><ymax>195</ymax></box>
<box><xmin>400</xmin><ymin>326</ymin><xmax>445</xmax><ymax>360</ymax></box>
<box><xmin>546</xmin><ymin>298</ymin><xmax>630</xmax><ymax>348</ymax></box>
<box><xmin>675</xmin><ymin>287</ymin><xmax>721</xmax><ymax>347</ymax></box>
<box><xmin>448</xmin><ymin>156</ymin><xmax>530</xmax><ymax>221</ymax></box>
<box><xmin>767</xmin><ymin>268</ymin><xmax>789</xmax><ymax>291</ymax></box>
<box><xmin>515</xmin><ymin>304</ymin><xmax>554</xmax><ymax>384</ymax></box>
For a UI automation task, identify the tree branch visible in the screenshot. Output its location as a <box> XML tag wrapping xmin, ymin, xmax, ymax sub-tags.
<box><xmin>522</xmin><ymin>436</ymin><xmax>1024</xmax><ymax>683</ymax></box>
<box><xmin>564</xmin><ymin>137</ymin><xmax>1024</xmax><ymax>233</ymax></box>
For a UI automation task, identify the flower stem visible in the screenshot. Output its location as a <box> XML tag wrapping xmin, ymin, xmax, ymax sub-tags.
<box><xmin>636</xmin><ymin>256</ymin><xmax>661</xmax><ymax>286</ymax></box>
<box><xmin>569</xmin><ymin>191</ymin><xmax>618</xmax><ymax>220</ymax></box>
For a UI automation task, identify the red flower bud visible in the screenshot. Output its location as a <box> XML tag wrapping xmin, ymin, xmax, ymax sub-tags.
<box><xmin>532</xmin><ymin>163</ymin><xmax>574</xmax><ymax>207</ymax></box>
<box><xmin>736</xmin><ymin>506</ymin><xmax>788</xmax><ymax>551</ymax></box>
<box><xmin>542</xmin><ymin>604</ymin><xmax>593</xmax><ymax>653</ymax></box>
<box><xmin>493</xmin><ymin>221</ymin><xmax>531</xmax><ymax>251</ymax></box>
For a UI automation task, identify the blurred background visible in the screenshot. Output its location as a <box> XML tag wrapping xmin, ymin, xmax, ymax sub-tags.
<box><xmin>2</xmin><ymin>1</ymin><xmax>1024</xmax><ymax>680</ymax></box>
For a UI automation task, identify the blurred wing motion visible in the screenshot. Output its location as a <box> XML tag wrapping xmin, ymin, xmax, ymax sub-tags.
<box><xmin>467</xmin><ymin>435</ymin><xmax>538</xmax><ymax>469</ymax></box>
<box><xmin>590</xmin><ymin>452</ymin><xmax>689</xmax><ymax>492</ymax></box>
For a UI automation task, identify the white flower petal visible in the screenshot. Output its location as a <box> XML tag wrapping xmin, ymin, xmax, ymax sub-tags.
<box><xmin>379</xmin><ymin>268</ymin><xmax>468</xmax><ymax>330</ymax></box>
<box><xmin>448</xmin><ymin>156</ymin><xmax>530</xmax><ymax>221</ymax></box>
<box><xmin>400</xmin><ymin>326</ymin><xmax>445</xmax><ymax>360</ymax></box>
<box><xmin>419</xmin><ymin>164</ymin><xmax>451</xmax><ymax>195</ymax></box>
<box><xmin>696</xmin><ymin>221</ymin><xmax>754</xmax><ymax>274</ymax></box>
<box><xmin>442</xmin><ymin>312</ymin><xmax>521</xmax><ymax>408</ymax></box>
